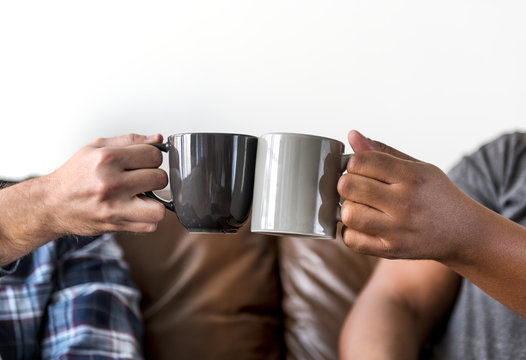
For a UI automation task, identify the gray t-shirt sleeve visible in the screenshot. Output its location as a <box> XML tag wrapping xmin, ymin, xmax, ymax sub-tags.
<box><xmin>448</xmin><ymin>132</ymin><xmax>526</xmax><ymax>223</ymax></box>
<box><xmin>426</xmin><ymin>132</ymin><xmax>526</xmax><ymax>360</ymax></box>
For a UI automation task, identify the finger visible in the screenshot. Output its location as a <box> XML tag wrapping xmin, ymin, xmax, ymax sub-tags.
<box><xmin>126</xmin><ymin>195</ymin><xmax>167</xmax><ymax>224</ymax></box>
<box><xmin>103</xmin><ymin>196</ymin><xmax>166</xmax><ymax>232</ymax></box>
<box><xmin>92</xmin><ymin>133</ymin><xmax>164</xmax><ymax>147</ymax></box>
<box><xmin>348</xmin><ymin>130</ymin><xmax>418</xmax><ymax>161</ymax></box>
<box><xmin>341</xmin><ymin>226</ymin><xmax>395</xmax><ymax>258</ymax></box>
<box><xmin>105</xmin><ymin>220</ymin><xmax>161</xmax><ymax>233</ymax></box>
<box><xmin>338</xmin><ymin>173</ymin><xmax>393</xmax><ymax>210</ymax></box>
<box><xmin>340</xmin><ymin>200</ymin><xmax>391</xmax><ymax>236</ymax></box>
<box><xmin>346</xmin><ymin>151</ymin><xmax>411</xmax><ymax>184</ymax></box>
<box><xmin>121</xmin><ymin>221</ymin><xmax>160</xmax><ymax>233</ymax></box>
<box><xmin>120</xmin><ymin>168</ymin><xmax>168</xmax><ymax>195</ymax></box>
<box><xmin>111</xmin><ymin>144</ymin><xmax>164</xmax><ymax>170</ymax></box>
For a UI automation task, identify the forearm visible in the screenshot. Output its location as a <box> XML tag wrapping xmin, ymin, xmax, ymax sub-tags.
<box><xmin>340</xmin><ymin>288</ymin><xmax>422</xmax><ymax>360</ymax></box>
<box><xmin>442</xmin><ymin>202</ymin><xmax>526</xmax><ymax>317</ymax></box>
<box><xmin>339</xmin><ymin>260</ymin><xmax>460</xmax><ymax>360</ymax></box>
<box><xmin>0</xmin><ymin>176</ymin><xmax>62</xmax><ymax>266</ymax></box>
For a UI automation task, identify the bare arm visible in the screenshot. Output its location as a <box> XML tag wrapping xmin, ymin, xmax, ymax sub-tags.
<box><xmin>0</xmin><ymin>134</ymin><xmax>167</xmax><ymax>266</ymax></box>
<box><xmin>338</xmin><ymin>130</ymin><xmax>526</xmax><ymax>318</ymax></box>
<box><xmin>340</xmin><ymin>259</ymin><xmax>461</xmax><ymax>360</ymax></box>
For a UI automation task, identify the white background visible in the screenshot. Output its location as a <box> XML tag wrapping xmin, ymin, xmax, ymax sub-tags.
<box><xmin>1</xmin><ymin>0</ymin><xmax>525</xmax><ymax>179</ymax></box>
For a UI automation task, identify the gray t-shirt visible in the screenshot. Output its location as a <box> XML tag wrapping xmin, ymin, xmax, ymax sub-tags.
<box><xmin>426</xmin><ymin>132</ymin><xmax>526</xmax><ymax>359</ymax></box>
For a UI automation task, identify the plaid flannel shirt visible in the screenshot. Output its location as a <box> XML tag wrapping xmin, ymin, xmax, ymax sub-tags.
<box><xmin>0</xmin><ymin>233</ymin><xmax>143</xmax><ymax>359</ymax></box>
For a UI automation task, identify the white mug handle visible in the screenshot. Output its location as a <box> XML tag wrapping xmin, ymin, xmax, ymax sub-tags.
<box><xmin>336</xmin><ymin>153</ymin><xmax>352</xmax><ymax>222</ymax></box>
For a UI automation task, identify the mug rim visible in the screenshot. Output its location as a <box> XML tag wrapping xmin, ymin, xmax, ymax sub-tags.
<box><xmin>169</xmin><ymin>132</ymin><xmax>257</xmax><ymax>139</ymax></box>
<box><xmin>260</xmin><ymin>132</ymin><xmax>344</xmax><ymax>146</ymax></box>
<box><xmin>251</xmin><ymin>228</ymin><xmax>335</xmax><ymax>239</ymax></box>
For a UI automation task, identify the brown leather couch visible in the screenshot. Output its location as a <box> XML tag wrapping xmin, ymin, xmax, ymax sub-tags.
<box><xmin>116</xmin><ymin>209</ymin><xmax>377</xmax><ymax>360</ymax></box>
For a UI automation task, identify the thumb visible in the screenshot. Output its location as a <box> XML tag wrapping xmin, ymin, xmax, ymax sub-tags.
<box><xmin>348</xmin><ymin>130</ymin><xmax>418</xmax><ymax>161</ymax></box>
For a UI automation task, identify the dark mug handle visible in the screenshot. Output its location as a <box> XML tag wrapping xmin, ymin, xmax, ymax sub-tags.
<box><xmin>144</xmin><ymin>143</ymin><xmax>175</xmax><ymax>212</ymax></box>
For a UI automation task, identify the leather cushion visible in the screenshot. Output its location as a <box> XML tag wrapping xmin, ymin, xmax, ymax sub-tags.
<box><xmin>279</xmin><ymin>225</ymin><xmax>377</xmax><ymax>360</ymax></box>
<box><xmin>117</xmin><ymin>210</ymin><xmax>283</xmax><ymax>360</ymax></box>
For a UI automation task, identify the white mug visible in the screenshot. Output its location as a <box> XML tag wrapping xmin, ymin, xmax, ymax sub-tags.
<box><xmin>251</xmin><ymin>133</ymin><xmax>351</xmax><ymax>239</ymax></box>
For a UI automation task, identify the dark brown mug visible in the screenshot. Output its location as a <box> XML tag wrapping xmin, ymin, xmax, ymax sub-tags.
<box><xmin>146</xmin><ymin>133</ymin><xmax>258</xmax><ymax>233</ymax></box>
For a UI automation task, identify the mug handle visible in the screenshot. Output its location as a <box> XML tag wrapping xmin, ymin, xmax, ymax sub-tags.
<box><xmin>336</xmin><ymin>153</ymin><xmax>353</xmax><ymax>222</ymax></box>
<box><xmin>144</xmin><ymin>143</ymin><xmax>176</xmax><ymax>212</ymax></box>
<box><xmin>340</xmin><ymin>153</ymin><xmax>352</xmax><ymax>172</ymax></box>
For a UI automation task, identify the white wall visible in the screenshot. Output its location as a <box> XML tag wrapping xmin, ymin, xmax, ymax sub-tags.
<box><xmin>1</xmin><ymin>0</ymin><xmax>525</xmax><ymax>179</ymax></box>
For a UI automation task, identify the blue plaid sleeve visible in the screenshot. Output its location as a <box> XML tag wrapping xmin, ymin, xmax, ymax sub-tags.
<box><xmin>41</xmin><ymin>234</ymin><xmax>143</xmax><ymax>360</ymax></box>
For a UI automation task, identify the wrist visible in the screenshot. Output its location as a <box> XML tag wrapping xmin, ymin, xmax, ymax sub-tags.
<box><xmin>438</xmin><ymin>200</ymin><xmax>507</xmax><ymax>270</ymax></box>
<box><xmin>0</xmin><ymin>176</ymin><xmax>65</xmax><ymax>265</ymax></box>
<box><xmin>30</xmin><ymin>174</ymin><xmax>68</xmax><ymax>239</ymax></box>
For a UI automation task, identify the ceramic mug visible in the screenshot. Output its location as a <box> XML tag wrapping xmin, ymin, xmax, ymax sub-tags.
<box><xmin>147</xmin><ymin>133</ymin><xmax>258</xmax><ymax>233</ymax></box>
<box><xmin>250</xmin><ymin>133</ymin><xmax>351</xmax><ymax>238</ymax></box>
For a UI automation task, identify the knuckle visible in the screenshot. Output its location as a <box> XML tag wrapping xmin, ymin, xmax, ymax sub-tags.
<box><xmin>142</xmin><ymin>198</ymin><xmax>166</xmax><ymax>223</ymax></box>
<box><xmin>93</xmin><ymin>147</ymin><xmax>118</xmax><ymax>167</ymax></box>
<box><xmin>93</xmin><ymin>180</ymin><xmax>112</xmax><ymax>199</ymax></box>
<box><xmin>347</xmin><ymin>152</ymin><xmax>366</xmax><ymax>173</ymax></box>
<box><xmin>340</xmin><ymin>202</ymin><xmax>353</xmax><ymax>225</ymax></box>
<box><xmin>92</xmin><ymin>176</ymin><xmax>119</xmax><ymax>202</ymax></box>
<box><xmin>91</xmin><ymin>137</ymin><xmax>107</xmax><ymax>147</ymax></box>
<box><xmin>342</xmin><ymin>230</ymin><xmax>354</xmax><ymax>248</ymax></box>
<box><xmin>342</xmin><ymin>230</ymin><xmax>363</xmax><ymax>252</ymax></box>
<box><xmin>337</xmin><ymin>174</ymin><xmax>352</xmax><ymax>196</ymax></box>
<box><xmin>409</xmin><ymin>166</ymin><xmax>427</xmax><ymax>186</ymax></box>
<box><xmin>153</xmin><ymin>202</ymin><xmax>166</xmax><ymax>221</ymax></box>
<box><xmin>125</xmin><ymin>133</ymin><xmax>143</xmax><ymax>145</ymax></box>
<box><xmin>97</xmin><ymin>201</ymin><xmax>119</xmax><ymax>224</ymax></box>
<box><xmin>407</xmin><ymin>162</ymin><xmax>436</xmax><ymax>186</ymax></box>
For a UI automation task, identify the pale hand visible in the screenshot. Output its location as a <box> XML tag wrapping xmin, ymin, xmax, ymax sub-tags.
<box><xmin>0</xmin><ymin>134</ymin><xmax>168</xmax><ymax>266</ymax></box>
